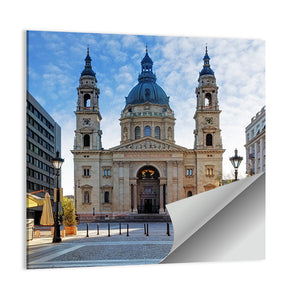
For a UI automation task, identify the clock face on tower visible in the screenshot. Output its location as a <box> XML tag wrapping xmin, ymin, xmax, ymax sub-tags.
<box><xmin>205</xmin><ymin>117</ymin><xmax>213</xmax><ymax>125</ymax></box>
<box><xmin>83</xmin><ymin>118</ymin><xmax>90</xmax><ymax>126</ymax></box>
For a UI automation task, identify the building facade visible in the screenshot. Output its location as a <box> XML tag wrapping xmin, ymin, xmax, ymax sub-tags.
<box><xmin>245</xmin><ymin>106</ymin><xmax>266</xmax><ymax>175</ymax></box>
<box><xmin>26</xmin><ymin>91</ymin><xmax>61</xmax><ymax>199</ymax></box>
<box><xmin>72</xmin><ymin>47</ymin><xmax>225</xmax><ymax>220</ymax></box>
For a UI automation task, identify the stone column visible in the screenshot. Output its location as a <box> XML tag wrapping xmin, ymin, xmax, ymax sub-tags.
<box><xmin>123</xmin><ymin>162</ymin><xmax>130</xmax><ymax>212</ymax></box>
<box><xmin>177</xmin><ymin>161</ymin><xmax>184</xmax><ymax>200</ymax></box>
<box><xmin>167</xmin><ymin>161</ymin><xmax>173</xmax><ymax>204</ymax></box>
<box><xmin>112</xmin><ymin>161</ymin><xmax>119</xmax><ymax>212</ymax></box>
<box><xmin>159</xmin><ymin>184</ymin><xmax>164</xmax><ymax>213</ymax></box>
<box><xmin>133</xmin><ymin>183</ymin><xmax>138</xmax><ymax>213</ymax></box>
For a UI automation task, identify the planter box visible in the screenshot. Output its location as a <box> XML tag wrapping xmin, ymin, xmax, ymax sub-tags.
<box><xmin>65</xmin><ymin>226</ymin><xmax>77</xmax><ymax>235</ymax></box>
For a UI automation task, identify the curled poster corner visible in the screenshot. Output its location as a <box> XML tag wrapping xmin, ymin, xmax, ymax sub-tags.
<box><xmin>160</xmin><ymin>173</ymin><xmax>265</xmax><ymax>263</ymax></box>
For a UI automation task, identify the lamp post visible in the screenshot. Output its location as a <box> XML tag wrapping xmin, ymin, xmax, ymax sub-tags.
<box><xmin>229</xmin><ymin>148</ymin><xmax>243</xmax><ymax>181</ymax></box>
<box><xmin>51</xmin><ymin>151</ymin><xmax>64</xmax><ymax>243</ymax></box>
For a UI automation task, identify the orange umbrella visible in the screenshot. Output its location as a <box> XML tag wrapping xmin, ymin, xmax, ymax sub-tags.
<box><xmin>40</xmin><ymin>192</ymin><xmax>54</xmax><ymax>225</ymax></box>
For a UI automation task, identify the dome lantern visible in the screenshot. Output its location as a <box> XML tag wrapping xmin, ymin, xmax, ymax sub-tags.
<box><xmin>125</xmin><ymin>47</ymin><xmax>169</xmax><ymax>107</ymax></box>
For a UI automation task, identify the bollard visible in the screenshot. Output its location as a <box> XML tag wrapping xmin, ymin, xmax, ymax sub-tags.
<box><xmin>144</xmin><ymin>224</ymin><xmax>146</xmax><ymax>235</ymax></box>
<box><xmin>119</xmin><ymin>223</ymin><xmax>122</xmax><ymax>235</ymax></box>
<box><xmin>127</xmin><ymin>224</ymin><xmax>129</xmax><ymax>236</ymax></box>
<box><xmin>86</xmin><ymin>223</ymin><xmax>89</xmax><ymax>237</ymax></box>
<box><xmin>167</xmin><ymin>223</ymin><xmax>170</xmax><ymax>236</ymax></box>
<box><xmin>146</xmin><ymin>223</ymin><xmax>149</xmax><ymax>236</ymax></box>
<box><xmin>97</xmin><ymin>223</ymin><xmax>99</xmax><ymax>235</ymax></box>
<box><xmin>108</xmin><ymin>223</ymin><xmax>110</xmax><ymax>237</ymax></box>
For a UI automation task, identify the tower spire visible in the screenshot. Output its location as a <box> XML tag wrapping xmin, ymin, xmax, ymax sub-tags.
<box><xmin>200</xmin><ymin>45</ymin><xmax>214</xmax><ymax>76</ymax></box>
<box><xmin>81</xmin><ymin>47</ymin><xmax>95</xmax><ymax>77</ymax></box>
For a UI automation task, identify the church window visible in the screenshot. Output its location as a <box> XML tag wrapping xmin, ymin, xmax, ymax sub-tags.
<box><xmin>206</xmin><ymin>168</ymin><xmax>214</xmax><ymax>176</ymax></box>
<box><xmin>104</xmin><ymin>191</ymin><xmax>109</xmax><ymax>203</ymax></box>
<box><xmin>187</xmin><ymin>191</ymin><xmax>193</xmax><ymax>197</ymax></box>
<box><xmin>84</xmin><ymin>94</ymin><xmax>91</xmax><ymax>108</ymax></box>
<box><xmin>103</xmin><ymin>168</ymin><xmax>111</xmax><ymax>177</ymax></box>
<box><xmin>186</xmin><ymin>168</ymin><xmax>193</xmax><ymax>176</ymax></box>
<box><xmin>205</xmin><ymin>93</ymin><xmax>212</xmax><ymax>106</ymax></box>
<box><xmin>83</xmin><ymin>168</ymin><xmax>90</xmax><ymax>177</ymax></box>
<box><xmin>206</xmin><ymin>134</ymin><xmax>213</xmax><ymax>146</ymax></box>
<box><xmin>155</xmin><ymin>126</ymin><xmax>161</xmax><ymax>139</ymax></box>
<box><xmin>144</xmin><ymin>125</ymin><xmax>151</xmax><ymax>137</ymax></box>
<box><xmin>83</xmin><ymin>134</ymin><xmax>90</xmax><ymax>147</ymax></box>
<box><xmin>145</xmin><ymin>88</ymin><xmax>150</xmax><ymax>100</ymax></box>
<box><xmin>83</xmin><ymin>191</ymin><xmax>90</xmax><ymax>203</ymax></box>
<box><xmin>135</xmin><ymin>126</ymin><xmax>141</xmax><ymax>139</ymax></box>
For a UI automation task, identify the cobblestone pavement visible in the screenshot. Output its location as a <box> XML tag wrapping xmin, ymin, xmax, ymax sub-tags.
<box><xmin>27</xmin><ymin>222</ymin><xmax>174</xmax><ymax>269</ymax></box>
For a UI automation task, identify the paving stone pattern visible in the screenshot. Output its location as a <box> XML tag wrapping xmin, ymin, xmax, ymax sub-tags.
<box><xmin>27</xmin><ymin>222</ymin><xmax>174</xmax><ymax>269</ymax></box>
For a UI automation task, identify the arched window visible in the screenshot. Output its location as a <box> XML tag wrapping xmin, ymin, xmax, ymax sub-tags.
<box><xmin>206</xmin><ymin>133</ymin><xmax>213</xmax><ymax>146</ymax></box>
<box><xmin>144</xmin><ymin>125</ymin><xmax>151</xmax><ymax>137</ymax></box>
<box><xmin>187</xmin><ymin>191</ymin><xmax>193</xmax><ymax>197</ymax></box>
<box><xmin>83</xmin><ymin>134</ymin><xmax>90</xmax><ymax>147</ymax></box>
<box><xmin>135</xmin><ymin>126</ymin><xmax>141</xmax><ymax>139</ymax></box>
<box><xmin>84</xmin><ymin>191</ymin><xmax>90</xmax><ymax>203</ymax></box>
<box><xmin>84</xmin><ymin>94</ymin><xmax>91</xmax><ymax>108</ymax></box>
<box><xmin>155</xmin><ymin>126</ymin><xmax>161</xmax><ymax>139</ymax></box>
<box><xmin>104</xmin><ymin>191</ymin><xmax>109</xmax><ymax>203</ymax></box>
<box><xmin>205</xmin><ymin>93</ymin><xmax>212</xmax><ymax>107</ymax></box>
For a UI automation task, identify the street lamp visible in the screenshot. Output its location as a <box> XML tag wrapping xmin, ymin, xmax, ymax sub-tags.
<box><xmin>51</xmin><ymin>151</ymin><xmax>64</xmax><ymax>243</ymax></box>
<box><xmin>229</xmin><ymin>148</ymin><xmax>243</xmax><ymax>181</ymax></box>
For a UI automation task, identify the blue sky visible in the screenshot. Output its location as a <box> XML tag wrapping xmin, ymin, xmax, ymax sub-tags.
<box><xmin>27</xmin><ymin>31</ymin><xmax>265</xmax><ymax>195</ymax></box>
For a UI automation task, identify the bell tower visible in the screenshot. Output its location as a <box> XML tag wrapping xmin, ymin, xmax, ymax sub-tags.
<box><xmin>193</xmin><ymin>46</ymin><xmax>225</xmax><ymax>192</ymax></box>
<box><xmin>194</xmin><ymin>46</ymin><xmax>223</xmax><ymax>150</ymax></box>
<box><xmin>74</xmin><ymin>48</ymin><xmax>103</xmax><ymax>150</ymax></box>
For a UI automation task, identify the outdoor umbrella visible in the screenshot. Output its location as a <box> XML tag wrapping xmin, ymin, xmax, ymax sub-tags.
<box><xmin>40</xmin><ymin>192</ymin><xmax>54</xmax><ymax>225</ymax></box>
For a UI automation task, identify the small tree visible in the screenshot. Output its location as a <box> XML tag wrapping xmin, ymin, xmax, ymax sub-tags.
<box><xmin>63</xmin><ymin>199</ymin><xmax>77</xmax><ymax>226</ymax></box>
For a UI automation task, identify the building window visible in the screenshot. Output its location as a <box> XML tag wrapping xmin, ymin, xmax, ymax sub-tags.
<box><xmin>206</xmin><ymin>168</ymin><xmax>214</xmax><ymax>176</ymax></box>
<box><xmin>155</xmin><ymin>126</ymin><xmax>161</xmax><ymax>139</ymax></box>
<box><xmin>186</xmin><ymin>168</ymin><xmax>193</xmax><ymax>176</ymax></box>
<box><xmin>206</xmin><ymin>134</ymin><xmax>213</xmax><ymax>146</ymax></box>
<box><xmin>135</xmin><ymin>126</ymin><xmax>141</xmax><ymax>139</ymax></box>
<box><xmin>103</xmin><ymin>168</ymin><xmax>111</xmax><ymax>177</ymax></box>
<box><xmin>104</xmin><ymin>191</ymin><xmax>109</xmax><ymax>203</ymax></box>
<box><xmin>83</xmin><ymin>134</ymin><xmax>90</xmax><ymax>147</ymax></box>
<box><xmin>83</xmin><ymin>191</ymin><xmax>90</xmax><ymax>203</ymax></box>
<box><xmin>83</xmin><ymin>168</ymin><xmax>90</xmax><ymax>177</ymax></box>
<box><xmin>205</xmin><ymin>93</ymin><xmax>212</xmax><ymax>106</ymax></box>
<box><xmin>144</xmin><ymin>125</ymin><xmax>151</xmax><ymax>137</ymax></box>
<box><xmin>187</xmin><ymin>191</ymin><xmax>193</xmax><ymax>197</ymax></box>
<box><xmin>84</xmin><ymin>94</ymin><xmax>91</xmax><ymax>107</ymax></box>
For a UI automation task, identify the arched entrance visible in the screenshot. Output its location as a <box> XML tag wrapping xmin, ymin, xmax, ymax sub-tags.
<box><xmin>137</xmin><ymin>165</ymin><xmax>160</xmax><ymax>213</ymax></box>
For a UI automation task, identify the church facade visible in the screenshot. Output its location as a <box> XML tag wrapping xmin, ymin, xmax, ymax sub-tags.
<box><xmin>72</xmin><ymin>46</ymin><xmax>225</xmax><ymax>220</ymax></box>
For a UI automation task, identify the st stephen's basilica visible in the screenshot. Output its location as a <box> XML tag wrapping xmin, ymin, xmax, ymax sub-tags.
<box><xmin>72</xmin><ymin>46</ymin><xmax>225</xmax><ymax>220</ymax></box>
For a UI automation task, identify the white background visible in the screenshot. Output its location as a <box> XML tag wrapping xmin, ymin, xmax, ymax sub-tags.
<box><xmin>1</xmin><ymin>1</ymin><xmax>300</xmax><ymax>299</ymax></box>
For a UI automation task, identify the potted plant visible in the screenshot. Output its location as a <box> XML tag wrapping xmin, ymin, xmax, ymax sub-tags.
<box><xmin>62</xmin><ymin>198</ymin><xmax>77</xmax><ymax>235</ymax></box>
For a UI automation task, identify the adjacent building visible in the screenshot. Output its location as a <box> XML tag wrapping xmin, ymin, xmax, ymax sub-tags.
<box><xmin>26</xmin><ymin>91</ymin><xmax>61</xmax><ymax>200</ymax></box>
<box><xmin>245</xmin><ymin>106</ymin><xmax>266</xmax><ymax>175</ymax></box>
<box><xmin>72</xmin><ymin>47</ymin><xmax>225</xmax><ymax>221</ymax></box>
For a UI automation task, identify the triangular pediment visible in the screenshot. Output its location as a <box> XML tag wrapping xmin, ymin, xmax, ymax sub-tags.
<box><xmin>109</xmin><ymin>137</ymin><xmax>188</xmax><ymax>152</ymax></box>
